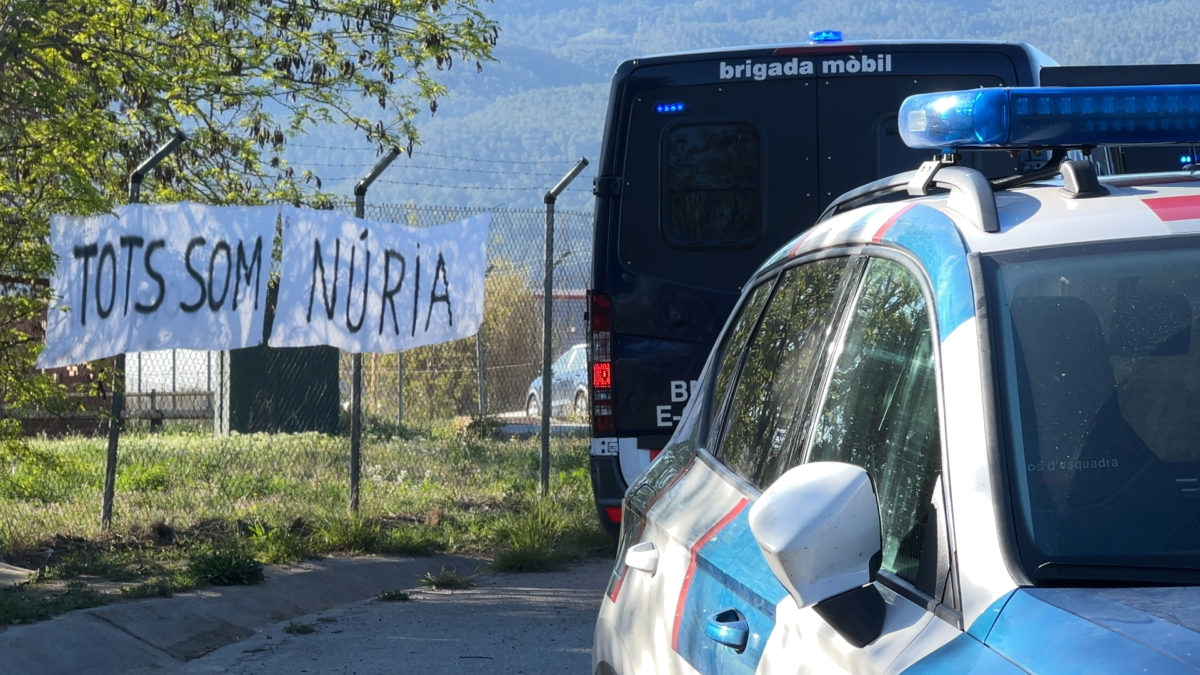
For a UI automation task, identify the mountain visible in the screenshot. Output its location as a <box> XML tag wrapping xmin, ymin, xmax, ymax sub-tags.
<box><xmin>291</xmin><ymin>0</ymin><xmax>1200</xmax><ymax>212</ymax></box>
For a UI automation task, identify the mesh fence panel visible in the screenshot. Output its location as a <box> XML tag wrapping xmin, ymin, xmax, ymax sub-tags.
<box><xmin>8</xmin><ymin>203</ymin><xmax>594</xmax><ymax>551</ymax></box>
<box><xmin>27</xmin><ymin>204</ymin><xmax>593</xmax><ymax>434</ymax></box>
<box><xmin>8</xmin><ymin>203</ymin><xmax>594</xmax><ymax>545</ymax></box>
<box><xmin>346</xmin><ymin>203</ymin><xmax>593</xmax><ymax>424</ymax></box>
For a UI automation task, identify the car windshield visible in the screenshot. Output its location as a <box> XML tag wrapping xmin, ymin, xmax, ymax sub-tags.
<box><xmin>986</xmin><ymin>236</ymin><xmax>1200</xmax><ymax>583</ymax></box>
<box><xmin>553</xmin><ymin>346</ymin><xmax>582</xmax><ymax>373</ymax></box>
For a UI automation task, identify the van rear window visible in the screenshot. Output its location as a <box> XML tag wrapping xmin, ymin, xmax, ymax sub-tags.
<box><xmin>663</xmin><ymin>123</ymin><xmax>762</xmax><ymax>247</ymax></box>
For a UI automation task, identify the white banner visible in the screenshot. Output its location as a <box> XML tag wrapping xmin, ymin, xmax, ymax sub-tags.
<box><xmin>38</xmin><ymin>203</ymin><xmax>277</xmax><ymax>369</ymax></box>
<box><xmin>269</xmin><ymin>211</ymin><xmax>490</xmax><ymax>353</ymax></box>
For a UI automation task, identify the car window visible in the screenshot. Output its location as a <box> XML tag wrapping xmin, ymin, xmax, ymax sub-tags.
<box><xmin>714</xmin><ymin>257</ymin><xmax>849</xmax><ymax>486</ymax></box>
<box><xmin>987</xmin><ymin>239</ymin><xmax>1200</xmax><ymax>571</ymax></box>
<box><xmin>807</xmin><ymin>257</ymin><xmax>941</xmax><ymax>593</ymax></box>
<box><xmin>663</xmin><ymin>122</ymin><xmax>762</xmax><ymax>248</ymax></box>
<box><xmin>555</xmin><ymin>347</ymin><xmax>581</xmax><ymax>373</ymax></box>
<box><xmin>707</xmin><ymin>280</ymin><xmax>774</xmax><ymax>436</ymax></box>
<box><xmin>552</xmin><ymin>350</ymin><xmax>570</xmax><ymax>372</ymax></box>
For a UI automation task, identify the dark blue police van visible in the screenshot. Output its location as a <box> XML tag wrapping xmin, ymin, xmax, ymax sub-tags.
<box><xmin>586</xmin><ymin>35</ymin><xmax>1055</xmax><ymax>535</ymax></box>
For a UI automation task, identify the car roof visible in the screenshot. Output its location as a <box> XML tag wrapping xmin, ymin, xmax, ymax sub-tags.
<box><xmin>771</xmin><ymin>170</ymin><xmax>1200</xmax><ymax>271</ymax></box>
<box><xmin>964</xmin><ymin>173</ymin><xmax>1200</xmax><ymax>253</ymax></box>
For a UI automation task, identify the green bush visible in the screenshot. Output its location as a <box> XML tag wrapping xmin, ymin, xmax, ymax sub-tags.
<box><xmin>312</xmin><ymin>517</ymin><xmax>385</xmax><ymax>554</ymax></box>
<box><xmin>0</xmin><ymin>439</ymin><xmax>91</xmax><ymax>503</ymax></box>
<box><xmin>492</xmin><ymin>499</ymin><xmax>571</xmax><ymax>572</ymax></box>
<box><xmin>188</xmin><ymin>549</ymin><xmax>265</xmax><ymax>586</ymax></box>
<box><xmin>246</xmin><ymin>523</ymin><xmax>309</xmax><ymax>565</ymax></box>
<box><xmin>117</xmin><ymin>463</ymin><xmax>172</xmax><ymax>493</ymax></box>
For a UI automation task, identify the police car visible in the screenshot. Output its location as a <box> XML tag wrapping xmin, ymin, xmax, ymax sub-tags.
<box><xmin>593</xmin><ymin>84</ymin><xmax>1200</xmax><ymax>674</ymax></box>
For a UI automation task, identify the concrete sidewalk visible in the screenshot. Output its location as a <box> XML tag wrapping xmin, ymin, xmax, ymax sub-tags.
<box><xmin>179</xmin><ymin>558</ymin><xmax>611</xmax><ymax>673</ymax></box>
<box><xmin>0</xmin><ymin>553</ymin><xmax>606</xmax><ymax>674</ymax></box>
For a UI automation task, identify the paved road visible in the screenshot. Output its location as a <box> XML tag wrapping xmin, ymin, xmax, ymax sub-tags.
<box><xmin>0</xmin><ymin>554</ymin><xmax>613</xmax><ymax>674</ymax></box>
<box><xmin>178</xmin><ymin>559</ymin><xmax>612</xmax><ymax>674</ymax></box>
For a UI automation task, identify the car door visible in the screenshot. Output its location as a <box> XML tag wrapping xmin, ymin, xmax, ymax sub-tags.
<box><xmin>601</xmin><ymin>278</ymin><xmax>778</xmax><ymax>675</ymax></box>
<box><xmin>667</xmin><ymin>255</ymin><xmax>855</xmax><ymax>674</ymax></box>
<box><xmin>756</xmin><ymin>255</ymin><xmax>956</xmax><ymax>674</ymax></box>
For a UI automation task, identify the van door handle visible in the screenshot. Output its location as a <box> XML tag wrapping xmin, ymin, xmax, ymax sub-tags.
<box><xmin>624</xmin><ymin>542</ymin><xmax>659</xmax><ymax>574</ymax></box>
<box><xmin>706</xmin><ymin>609</ymin><xmax>749</xmax><ymax>651</ymax></box>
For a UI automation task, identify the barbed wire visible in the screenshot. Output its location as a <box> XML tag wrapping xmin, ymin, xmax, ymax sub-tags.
<box><xmin>370</xmin><ymin>176</ymin><xmax>594</xmax><ymax>192</ymax></box>
<box><xmin>309</xmin><ymin>176</ymin><xmax>594</xmax><ymax>195</ymax></box>
<box><xmin>301</xmin><ymin>160</ymin><xmax>573</xmax><ymax>179</ymax></box>
<box><xmin>288</xmin><ymin>143</ymin><xmax>582</xmax><ymax>166</ymax></box>
<box><xmin>282</xmin><ymin>143</ymin><xmax>596</xmax><ymax>198</ymax></box>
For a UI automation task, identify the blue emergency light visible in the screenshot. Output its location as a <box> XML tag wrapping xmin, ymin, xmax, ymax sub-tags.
<box><xmin>899</xmin><ymin>85</ymin><xmax>1200</xmax><ymax>150</ymax></box>
<box><xmin>656</xmin><ymin>101</ymin><xmax>686</xmax><ymax>114</ymax></box>
<box><xmin>809</xmin><ymin>30</ymin><xmax>843</xmax><ymax>43</ymax></box>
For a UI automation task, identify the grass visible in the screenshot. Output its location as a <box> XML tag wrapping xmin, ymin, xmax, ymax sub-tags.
<box><xmin>188</xmin><ymin>550</ymin><xmax>266</xmax><ymax>586</ymax></box>
<box><xmin>283</xmin><ymin>621</ymin><xmax>316</xmax><ymax>635</ymax></box>
<box><xmin>0</xmin><ymin>420</ymin><xmax>608</xmax><ymax>626</ymax></box>
<box><xmin>419</xmin><ymin>566</ymin><xmax>475</xmax><ymax>590</ymax></box>
<box><xmin>0</xmin><ymin>581</ymin><xmax>107</xmax><ymax>626</ymax></box>
<box><xmin>493</xmin><ymin>498</ymin><xmax>578</xmax><ymax>572</ymax></box>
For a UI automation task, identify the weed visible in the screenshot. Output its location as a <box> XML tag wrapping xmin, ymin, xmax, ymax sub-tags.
<box><xmin>188</xmin><ymin>549</ymin><xmax>265</xmax><ymax>586</ymax></box>
<box><xmin>377</xmin><ymin>524</ymin><xmax>441</xmax><ymax>556</ymax></box>
<box><xmin>362</xmin><ymin>417</ymin><xmax>427</xmax><ymax>441</ymax></box>
<box><xmin>419</xmin><ymin>566</ymin><xmax>474</xmax><ymax>590</ymax></box>
<box><xmin>117</xmin><ymin>463</ymin><xmax>172</xmax><ymax>493</ymax></box>
<box><xmin>0</xmin><ymin>444</ymin><xmax>90</xmax><ymax>503</ymax></box>
<box><xmin>283</xmin><ymin>621</ymin><xmax>315</xmax><ymax>635</ymax></box>
<box><xmin>461</xmin><ymin>416</ymin><xmax>506</xmax><ymax>440</ymax></box>
<box><xmin>313</xmin><ymin>517</ymin><xmax>384</xmax><ymax>554</ymax></box>
<box><xmin>0</xmin><ymin>581</ymin><xmax>106</xmax><ymax>627</ymax></box>
<box><xmin>376</xmin><ymin>589</ymin><xmax>411</xmax><ymax>602</ymax></box>
<box><xmin>246</xmin><ymin>522</ymin><xmax>308</xmax><ymax>565</ymax></box>
<box><xmin>492</xmin><ymin>499</ymin><xmax>571</xmax><ymax>572</ymax></box>
<box><xmin>120</xmin><ymin>578</ymin><xmax>175</xmax><ymax>599</ymax></box>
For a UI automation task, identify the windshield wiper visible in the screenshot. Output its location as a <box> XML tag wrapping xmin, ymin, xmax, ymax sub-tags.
<box><xmin>1034</xmin><ymin>561</ymin><xmax>1200</xmax><ymax>587</ymax></box>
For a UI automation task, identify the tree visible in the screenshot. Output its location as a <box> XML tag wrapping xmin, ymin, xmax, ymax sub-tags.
<box><xmin>0</xmin><ymin>0</ymin><xmax>499</xmax><ymax>419</ymax></box>
<box><xmin>367</xmin><ymin>255</ymin><xmax>539</xmax><ymax>422</ymax></box>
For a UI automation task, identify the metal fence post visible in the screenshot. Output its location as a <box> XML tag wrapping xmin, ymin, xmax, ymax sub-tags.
<box><xmin>539</xmin><ymin>158</ymin><xmax>588</xmax><ymax>497</ymax></box>
<box><xmin>101</xmin><ymin>130</ymin><xmax>185</xmax><ymax>530</ymax></box>
<box><xmin>350</xmin><ymin>147</ymin><xmax>401</xmax><ymax>513</ymax></box>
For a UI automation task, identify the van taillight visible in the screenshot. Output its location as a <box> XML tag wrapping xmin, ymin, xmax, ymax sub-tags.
<box><xmin>604</xmin><ymin>506</ymin><xmax>623</xmax><ymax>523</ymax></box>
<box><xmin>588</xmin><ymin>291</ymin><xmax>614</xmax><ymax>434</ymax></box>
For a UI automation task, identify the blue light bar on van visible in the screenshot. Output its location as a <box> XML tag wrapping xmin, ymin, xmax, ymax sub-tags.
<box><xmin>656</xmin><ymin>101</ymin><xmax>686</xmax><ymax>114</ymax></box>
<box><xmin>899</xmin><ymin>85</ymin><xmax>1200</xmax><ymax>150</ymax></box>
<box><xmin>809</xmin><ymin>30</ymin><xmax>843</xmax><ymax>43</ymax></box>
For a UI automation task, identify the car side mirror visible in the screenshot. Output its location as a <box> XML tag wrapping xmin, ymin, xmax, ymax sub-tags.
<box><xmin>748</xmin><ymin>461</ymin><xmax>882</xmax><ymax>609</ymax></box>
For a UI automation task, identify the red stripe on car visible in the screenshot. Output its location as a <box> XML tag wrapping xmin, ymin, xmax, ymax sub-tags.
<box><xmin>872</xmin><ymin>203</ymin><xmax>917</xmax><ymax>242</ymax></box>
<box><xmin>606</xmin><ymin>457</ymin><xmax>697</xmax><ymax>605</ymax></box>
<box><xmin>1144</xmin><ymin>195</ymin><xmax>1200</xmax><ymax>222</ymax></box>
<box><xmin>671</xmin><ymin>498</ymin><xmax>750</xmax><ymax>652</ymax></box>
<box><xmin>786</xmin><ymin>232</ymin><xmax>812</xmax><ymax>258</ymax></box>
<box><xmin>607</xmin><ymin>568</ymin><xmax>627</xmax><ymax>603</ymax></box>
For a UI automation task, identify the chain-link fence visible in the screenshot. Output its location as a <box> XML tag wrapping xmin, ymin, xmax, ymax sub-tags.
<box><xmin>344</xmin><ymin>203</ymin><xmax>593</xmax><ymax>425</ymax></box>
<box><xmin>49</xmin><ymin>204</ymin><xmax>593</xmax><ymax>434</ymax></box>
<box><xmin>7</xmin><ymin>202</ymin><xmax>594</xmax><ymax>538</ymax></box>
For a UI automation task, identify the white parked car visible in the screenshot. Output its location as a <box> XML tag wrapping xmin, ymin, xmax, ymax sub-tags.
<box><xmin>526</xmin><ymin>343</ymin><xmax>589</xmax><ymax>419</ymax></box>
<box><xmin>594</xmin><ymin>84</ymin><xmax>1200</xmax><ymax>674</ymax></box>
